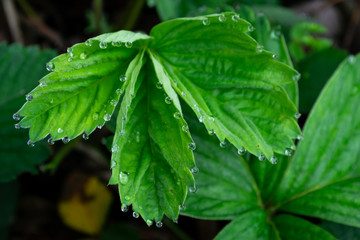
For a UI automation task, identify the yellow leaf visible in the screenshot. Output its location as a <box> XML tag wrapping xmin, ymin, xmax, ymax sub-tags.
<box><xmin>58</xmin><ymin>174</ymin><xmax>112</xmax><ymax>235</ymax></box>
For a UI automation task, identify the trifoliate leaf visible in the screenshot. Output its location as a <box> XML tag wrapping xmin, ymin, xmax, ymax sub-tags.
<box><xmin>16</xmin><ymin>14</ymin><xmax>301</xmax><ymax>223</ymax></box>
<box><xmin>0</xmin><ymin>43</ymin><xmax>54</xmax><ymax>181</ymax></box>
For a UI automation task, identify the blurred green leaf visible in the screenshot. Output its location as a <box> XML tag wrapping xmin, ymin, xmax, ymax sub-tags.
<box><xmin>100</xmin><ymin>223</ymin><xmax>139</xmax><ymax>240</ymax></box>
<box><xmin>274</xmin><ymin>215</ymin><xmax>336</xmax><ymax>240</ymax></box>
<box><xmin>0</xmin><ymin>181</ymin><xmax>19</xmax><ymax>240</ymax></box>
<box><xmin>289</xmin><ymin>22</ymin><xmax>332</xmax><ymax>62</ymax></box>
<box><xmin>0</xmin><ymin>43</ymin><xmax>55</xmax><ymax>182</ymax></box>
<box><xmin>214</xmin><ymin>208</ymin><xmax>278</xmax><ymax>240</ymax></box>
<box><xmin>297</xmin><ymin>48</ymin><xmax>347</xmax><ymax>113</ymax></box>
<box><xmin>148</xmin><ymin>0</ymin><xmax>279</xmax><ymax>20</ymax></box>
<box><xmin>320</xmin><ymin>221</ymin><xmax>360</xmax><ymax>240</ymax></box>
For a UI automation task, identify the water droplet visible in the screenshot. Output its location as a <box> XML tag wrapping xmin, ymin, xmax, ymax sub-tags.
<box><xmin>26</xmin><ymin>94</ymin><xmax>33</xmax><ymax>101</ymax></box>
<box><xmin>85</xmin><ymin>39</ymin><xmax>92</xmax><ymax>46</ymax></box>
<box><xmin>182</xmin><ymin>125</ymin><xmax>189</xmax><ymax>132</ymax></box>
<box><xmin>173</xmin><ymin>112</ymin><xmax>181</xmax><ymax>119</ymax></box>
<box><xmin>46</xmin><ymin>62</ymin><xmax>55</xmax><ymax>71</ymax></box>
<box><xmin>136</xmin><ymin>131</ymin><xmax>140</xmax><ymax>143</ymax></box>
<box><xmin>62</xmin><ymin>137</ymin><xmax>69</xmax><ymax>144</ymax></box>
<box><xmin>104</xmin><ymin>114</ymin><xmax>111</xmax><ymax>121</ymax></box>
<box><xmin>179</xmin><ymin>204</ymin><xmax>186</xmax><ymax>211</ymax></box>
<box><xmin>80</xmin><ymin>52</ymin><xmax>87</xmax><ymax>59</ymax></box>
<box><xmin>116</xmin><ymin>89</ymin><xmax>123</xmax><ymax>95</ymax></box>
<box><xmin>173</xmin><ymin>218</ymin><xmax>178</xmax><ymax>224</ymax></box>
<box><xmin>199</xmin><ymin>116</ymin><xmax>204</xmax><ymax>123</ymax></box>
<box><xmin>133</xmin><ymin>212</ymin><xmax>139</xmax><ymax>218</ymax></box>
<box><xmin>220</xmin><ymin>142</ymin><xmax>226</xmax><ymax>148</ymax></box>
<box><xmin>99</xmin><ymin>41</ymin><xmax>107</xmax><ymax>49</ymax></box>
<box><xmin>284</xmin><ymin>149</ymin><xmax>292</xmax><ymax>156</ymax></box>
<box><xmin>297</xmin><ymin>135</ymin><xmax>304</xmax><ymax>140</ymax></box>
<box><xmin>270</xmin><ymin>30</ymin><xmax>280</xmax><ymax>39</ymax></box>
<box><xmin>119</xmin><ymin>130</ymin><xmax>125</xmax><ymax>136</ymax></box>
<box><xmin>295</xmin><ymin>113</ymin><xmax>301</xmax><ymax>119</ymax></box>
<box><xmin>156</xmin><ymin>82</ymin><xmax>163</xmax><ymax>89</ymax></box>
<box><xmin>146</xmin><ymin>219</ymin><xmax>153</xmax><ymax>226</ymax></box>
<box><xmin>92</xmin><ymin>113</ymin><xmax>99</xmax><ymax>120</ymax></box>
<box><xmin>111</xmin><ymin>41</ymin><xmax>118</xmax><ymax>46</ymax></box>
<box><xmin>188</xmin><ymin>142</ymin><xmax>196</xmax><ymax>151</ymax></box>
<box><xmin>112</xmin><ymin>144</ymin><xmax>119</xmax><ymax>152</ymax></box>
<box><xmin>258</xmin><ymin>153</ymin><xmax>265</xmax><ymax>161</ymax></box>
<box><xmin>209</xmin><ymin>116</ymin><xmax>215</xmax><ymax>122</ymax></box>
<box><xmin>256</xmin><ymin>45</ymin><xmax>263</xmax><ymax>53</ymax></box>
<box><xmin>48</xmin><ymin>138</ymin><xmax>54</xmax><ymax>145</ymax></box>
<box><xmin>232</xmin><ymin>14</ymin><xmax>240</xmax><ymax>22</ymax></box>
<box><xmin>208</xmin><ymin>129</ymin><xmax>215</xmax><ymax>135</ymax></box>
<box><xmin>121</xmin><ymin>203</ymin><xmax>128</xmax><ymax>212</ymax></box>
<box><xmin>39</xmin><ymin>82</ymin><xmax>47</xmax><ymax>87</ymax></box>
<box><xmin>110</xmin><ymin>160</ymin><xmax>116</xmax><ymax>168</ymax></box>
<box><xmin>57</xmin><ymin>128</ymin><xmax>63</xmax><ymax>133</ymax></box>
<box><xmin>191</xmin><ymin>167</ymin><xmax>199</xmax><ymax>174</ymax></box>
<box><xmin>27</xmin><ymin>140</ymin><xmax>34</xmax><ymax>147</ymax></box>
<box><xmin>348</xmin><ymin>55</ymin><xmax>355</xmax><ymax>64</ymax></box>
<box><xmin>202</xmin><ymin>18</ymin><xmax>210</xmax><ymax>26</ymax></box>
<box><xmin>181</xmin><ymin>92</ymin><xmax>186</xmax><ymax>97</ymax></box>
<box><xmin>67</xmin><ymin>47</ymin><xmax>73</xmax><ymax>53</ymax></box>
<box><xmin>293</xmin><ymin>73</ymin><xmax>301</xmax><ymax>81</ymax></box>
<box><xmin>189</xmin><ymin>186</ymin><xmax>197</xmax><ymax>193</ymax></box>
<box><xmin>125</xmin><ymin>195</ymin><xmax>131</xmax><ymax>201</ymax></box>
<box><xmin>165</xmin><ymin>96</ymin><xmax>172</xmax><ymax>104</ymax></box>
<box><xmin>237</xmin><ymin>147</ymin><xmax>246</xmax><ymax>155</ymax></box>
<box><xmin>119</xmin><ymin>171</ymin><xmax>129</xmax><ymax>184</ymax></box>
<box><xmin>67</xmin><ymin>57</ymin><xmax>73</xmax><ymax>62</ymax></box>
<box><xmin>50</xmin><ymin>99</ymin><xmax>54</xmax><ymax>104</ymax></box>
<box><xmin>13</xmin><ymin>113</ymin><xmax>20</xmax><ymax>121</ymax></box>
<box><xmin>14</xmin><ymin>123</ymin><xmax>20</xmax><ymax>129</ymax></box>
<box><xmin>156</xmin><ymin>221</ymin><xmax>163</xmax><ymax>228</ymax></box>
<box><xmin>272</xmin><ymin>54</ymin><xmax>279</xmax><ymax>60</ymax></box>
<box><xmin>120</xmin><ymin>75</ymin><xmax>127</xmax><ymax>82</ymax></box>
<box><xmin>97</xmin><ymin>123</ymin><xmax>104</xmax><ymax>129</ymax></box>
<box><xmin>248</xmin><ymin>25</ymin><xmax>254</xmax><ymax>32</ymax></box>
<box><xmin>270</xmin><ymin>156</ymin><xmax>278</xmax><ymax>164</ymax></box>
<box><xmin>125</xmin><ymin>41</ymin><xmax>133</xmax><ymax>48</ymax></box>
<box><xmin>110</xmin><ymin>99</ymin><xmax>117</xmax><ymax>106</ymax></box>
<box><xmin>218</xmin><ymin>14</ymin><xmax>226</xmax><ymax>22</ymax></box>
<box><xmin>80</xmin><ymin>132</ymin><xmax>88</xmax><ymax>140</ymax></box>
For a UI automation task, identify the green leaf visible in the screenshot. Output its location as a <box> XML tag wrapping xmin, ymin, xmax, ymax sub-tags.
<box><xmin>0</xmin><ymin>43</ymin><xmax>54</xmax><ymax>181</ymax></box>
<box><xmin>109</xmin><ymin>59</ymin><xmax>195</xmax><ymax>224</ymax></box>
<box><xmin>18</xmin><ymin>31</ymin><xmax>151</xmax><ymax>142</ymax></box>
<box><xmin>182</xmin><ymin>115</ymin><xmax>260</xmax><ymax>220</ymax></box>
<box><xmin>297</xmin><ymin>48</ymin><xmax>347</xmax><ymax>113</ymax></box>
<box><xmin>150</xmin><ymin>13</ymin><xmax>301</xmax><ymax>160</ymax></box>
<box><xmin>214</xmin><ymin>208</ymin><xmax>279</xmax><ymax>240</ymax></box>
<box><xmin>240</xmin><ymin>6</ymin><xmax>298</xmax><ymax>107</ymax></box>
<box><xmin>274</xmin><ymin>214</ymin><xmax>336</xmax><ymax>240</ymax></box>
<box><xmin>321</xmin><ymin>221</ymin><xmax>360</xmax><ymax>240</ymax></box>
<box><xmin>274</xmin><ymin>55</ymin><xmax>360</xmax><ymax>225</ymax></box>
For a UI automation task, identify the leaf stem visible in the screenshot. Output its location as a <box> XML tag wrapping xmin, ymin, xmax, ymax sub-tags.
<box><xmin>163</xmin><ymin>218</ymin><xmax>192</xmax><ymax>240</ymax></box>
<box><xmin>41</xmin><ymin>138</ymin><xmax>81</xmax><ymax>174</ymax></box>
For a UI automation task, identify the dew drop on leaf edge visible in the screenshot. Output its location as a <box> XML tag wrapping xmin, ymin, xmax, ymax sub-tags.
<box><xmin>146</xmin><ymin>220</ymin><xmax>153</xmax><ymax>226</ymax></box>
<box><xmin>104</xmin><ymin>114</ymin><xmax>111</xmax><ymax>121</ymax></box>
<box><xmin>62</xmin><ymin>137</ymin><xmax>69</xmax><ymax>144</ymax></box>
<box><xmin>188</xmin><ymin>142</ymin><xmax>196</xmax><ymax>151</ymax></box>
<box><xmin>121</xmin><ymin>203</ymin><xmax>128</xmax><ymax>212</ymax></box>
<box><xmin>189</xmin><ymin>186</ymin><xmax>197</xmax><ymax>193</ymax></box>
<box><xmin>156</xmin><ymin>221</ymin><xmax>163</xmax><ymax>228</ymax></box>
<box><xmin>26</xmin><ymin>94</ymin><xmax>33</xmax><ymax>101</ymax></box>
<box><xmin>202</xmin><ymin>18</ymin><xmax>210</xmax><ymax>26</ymax></box>
<box><xmin>237</xmin><ymin>147</ymin><xmax>246</xmax><ymax>155</ymax></box>
<box><xmin>133</xmin><ymin>212</ymin><xmax>139</xmax><ymax>218</ymax></box>
<box><xmin>13</xmin><ymin>113</ymin><xmax>20</xmax><ymax>121</ymax></box>
<box><xmin>119</xmin><ymin>171</ymin><xmax>129</xmax><ymax>184</ymax></box>
<box><xmin>27</xmin><ymin>140</ymin><xmax>34</xmax><ymax>147</ymax></box>
<box><xmin>48</xmin><ymin>138</ymin><xmax>54</xmax><ymax>145</ymax></box>
<box><xmin>46</xmin><ymin>62</ymin><xmax>55</xmax><ymax>72</ymax></box>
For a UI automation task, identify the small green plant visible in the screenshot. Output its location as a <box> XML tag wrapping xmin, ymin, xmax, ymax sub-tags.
<box><xmin>3</xmin><ymin>7</ymin><xmax>360</xmax><ymax>239</ymax></box>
